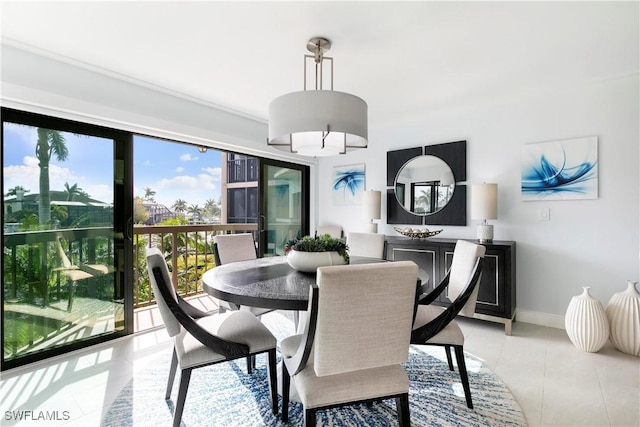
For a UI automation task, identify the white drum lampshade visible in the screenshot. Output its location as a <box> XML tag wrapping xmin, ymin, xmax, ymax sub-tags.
<box><xmin>363</xmin><ymin>190</ymin><xmax>381</xmax><ymax>233</ymax></box>
<box><xmin>471</xmin><ymin>183</ymin><xmax>498</xmax><ymax>243</ymax></box>
<box><xmin>267</xmin><ymin>37</ymin><xmax>368</xmax><ymax>157</ymax></box>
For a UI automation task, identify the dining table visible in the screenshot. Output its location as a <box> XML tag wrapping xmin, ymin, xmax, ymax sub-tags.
<box><xmin>201</xmin><ymin>255</ymin><xmax>427</xmax><ymax>312</ymax></box>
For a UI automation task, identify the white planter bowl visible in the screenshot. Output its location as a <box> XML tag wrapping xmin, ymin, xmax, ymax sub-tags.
<box><xmin>287</xmin><ymin>250</ymin><xmax>347</xmax><ymax>273</ymax></box>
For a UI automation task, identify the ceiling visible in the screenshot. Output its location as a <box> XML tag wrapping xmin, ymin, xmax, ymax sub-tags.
<box><xmin>1</xmin><ymin>1</ymin><xmax>638</xmax><ymax>129</ymax></box>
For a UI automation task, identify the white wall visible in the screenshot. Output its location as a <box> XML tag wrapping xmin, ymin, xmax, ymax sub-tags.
<box><xmin>318</xmin><ymin>75</ymin><xmax>639</xmax><ymax>326</ymax></box>
<box><xmin>2</xmin><ymin>44</ymin><xmax>638</xmax><ymax>328</ymax></box>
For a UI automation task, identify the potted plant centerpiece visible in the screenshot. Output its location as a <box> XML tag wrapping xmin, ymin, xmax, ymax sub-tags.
<box><xmin>284</xmin><ymin>234</ymin><xmax>349</xmax><ymax>273</ymax></box>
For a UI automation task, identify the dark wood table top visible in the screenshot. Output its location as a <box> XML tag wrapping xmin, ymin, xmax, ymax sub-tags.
<box><xmin>202</xmin><ymin>256</ymin><xmax>388</xmax><ymax>311</ymax></box>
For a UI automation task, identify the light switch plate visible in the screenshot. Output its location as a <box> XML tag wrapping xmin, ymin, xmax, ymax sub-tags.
<box><xmin>540</xmin><ymin>207</ymin><xmax>550</xmax><ymax>221</ymax></box>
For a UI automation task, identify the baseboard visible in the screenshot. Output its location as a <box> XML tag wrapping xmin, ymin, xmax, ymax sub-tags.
<box><xmin>516</xmin><ymin>309</ymin><xmax>565</xmax><ymax>330</ymax></box>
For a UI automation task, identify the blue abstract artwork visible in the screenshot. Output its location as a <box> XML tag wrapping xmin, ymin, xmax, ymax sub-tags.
<box><xmin>332</xmin><ymin>163</ymin><xmax>365</xmax><ymax>205</ymax></box>
<box><xmin>521</xmin><ymin>137</ymin><xmax>598</xmax><ymax>201</ymax></box>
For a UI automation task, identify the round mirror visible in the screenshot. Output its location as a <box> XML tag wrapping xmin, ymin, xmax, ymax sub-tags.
<box><xmin>394</xmin><ymin>155</ymin><xmax>455</xmax><ymax>215</ymax></box>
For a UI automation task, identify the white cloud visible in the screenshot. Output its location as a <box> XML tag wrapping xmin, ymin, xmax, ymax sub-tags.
<box><xmin>3</xmin><ymin>156</ymin><xmax>77</xmax><ymax>194</ymax></box>
<box><xmin>202</xmin><ymin>167</ymin><xmax>221</xmax><ymax>180</ymax></box>
<box><xmin>175</xmin><ymin>166</ymin><xmax>184</xmax><ymax>173</ymax></box>
<box><xmin>179</xmin><ymin>153</ymin><xmax>198</xmax><ymax>161</ymax></box>
<box><xmin>153</xmin><ymin>169</ymin><xmax>222</xmax><ymax>207</ymax></box>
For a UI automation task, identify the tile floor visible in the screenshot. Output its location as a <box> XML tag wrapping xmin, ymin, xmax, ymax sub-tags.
<box><xmin>1</xmin><ymin>296</ymin><xmax>638</xmax><ymax>427</ymax></box>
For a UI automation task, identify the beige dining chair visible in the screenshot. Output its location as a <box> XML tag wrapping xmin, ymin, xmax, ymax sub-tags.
<box><xmin>212</xmin><ymin>233</ymin><xmax>272</xmax><ymax>315</ymax></box>
<box><xmin>346</xmin><ymin>231</ymin><xmax>386</xmax><ymax>259</ymax></box>
<box><xmin>411</xmin><ymin>239</ymin><xmax>485</xmax><ymax>409</ymax></box>
<box><xmin>280</xmin><ymin>261</ymin><xmax>419</xmax><ymax>426</ymax></box>
<box><xmin>213</xmin><ymin>233</ymin><xmax>275</xmax><ymax>371</ymax></box>
<box><xmin>146</xmin><ymin>247</ymin><xmax>278</xmax><ymax>427</ymax></box>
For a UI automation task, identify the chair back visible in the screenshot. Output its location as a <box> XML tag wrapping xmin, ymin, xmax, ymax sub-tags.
<box><xmin>447</xmin><ymin>240</ymin><xmax>486</xmax><ymax>317</ymax></box>
<box><xmin>346</xmin><ymin>232</ymin><xmax>386</xmax><ymax>259</ymax></box>
<box><xmin>312</xmin><ymin>261</ymin><xmax>418</xmax><ymax>377</ymax></box>
<box><xmin>56</xmin><ymin>235</ymin><xmax>74</xmax><ymax>269</ymax></box>
<box><xmin>316</xmin><ymin>225</ymin><xmax>343</xmax><ymax>239</ymax></box>
<box><xmin>146</xmin><ymin>247</ymin><xmax>182</xmax><ymax>337</ymax></box>
<box><xmin>213</xmin><ymin>233</ymin><xmax>257</xmax><ymax>265</ymax></box>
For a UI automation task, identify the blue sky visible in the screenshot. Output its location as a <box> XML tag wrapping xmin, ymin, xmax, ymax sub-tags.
<box><xmin>3</xmin><ymin>123</ymin><xmax>222</xmax><ymax>208</ymax></box>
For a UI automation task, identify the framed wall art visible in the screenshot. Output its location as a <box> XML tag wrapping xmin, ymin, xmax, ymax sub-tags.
<box><xmin>332</xmin><ymin>163</ymin><xmax>365</xmax><ymax>205</ymax></box>
<box><xmin>521</xmin><ymin>136</ymin><xmax>598</xmax><ymax>201</ymax></box>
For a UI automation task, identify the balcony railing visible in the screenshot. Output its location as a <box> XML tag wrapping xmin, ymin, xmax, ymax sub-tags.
<box><xmin>132</xmin><ymin>223</ymin><xmax>258</xmax><ymax>307</ymax></box>
<box><xmin>3</xmin><ymin>223</ymin><xmax>258</xmax><ymax>363</ymax></box>
<box><xmin>3</xmin><ymin>223</ymin><xmax>258</xmax><ymax>309</ymax></box>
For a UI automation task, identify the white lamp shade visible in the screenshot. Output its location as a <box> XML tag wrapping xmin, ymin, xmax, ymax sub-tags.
<box><xmin>362</xmin><ymin>190</ymin><xmax>381</xmax><ymax>220</ymax></box>
<box><xmin>268</xmin><ymin>90</ymin><xmax>368</xmax><ymax>157</ymax></box>
<box><xmin>471</xmin><ymin>183</ymin><xmax>498</xmax><ymax>220</ymax></box>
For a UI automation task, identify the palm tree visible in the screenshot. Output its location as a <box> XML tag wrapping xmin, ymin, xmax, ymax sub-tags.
<box><xmin>5</xmin><ymin>185</ymin><xmax>30</xmax><ymax>197</ymax></box>
<box><xmin>187</xmin><ymin>204</ymin><xmax>201</xmax><ymax>223</ymax></box>
<box><xmin>143</xmin><ymin>186</ymin><xmax>156</xmax><ymax>202</ymax></box>
<box><xmin>172</xmin><ymin>199</ymin><xmax>187</xmax><ymax>213</ymax></box>
<box><xmin>203</xmin><ymin>198</ymin><xmax>220</xmax><ymax>218</ymax></box>
<box><xmin>36</xmin><ymin>128</ymin><xmax>68</xmax><ymax>224</ymax></box>
<box><xmin>63</xmin><ymin>182</ymin><xmax>83</xmax><ymax>201</ymax></box>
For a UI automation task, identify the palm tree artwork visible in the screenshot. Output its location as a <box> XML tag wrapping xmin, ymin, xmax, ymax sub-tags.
<box><xmin>35</xmin><ymin>128</ymin><xmax>68</xmax><ymax>225</ymax></box>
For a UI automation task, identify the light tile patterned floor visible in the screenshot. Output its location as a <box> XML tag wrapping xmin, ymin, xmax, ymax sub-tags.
<box><xmin>1</xmin><ymin>295</ymin><xmax>638</xmax><ymax>426</ymax></box>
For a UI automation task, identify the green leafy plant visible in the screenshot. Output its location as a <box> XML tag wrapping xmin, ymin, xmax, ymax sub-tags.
<box><xmin>284</xmin><ymin>234</ymin><xmax>349</xmax><ymax>263</ymax></box>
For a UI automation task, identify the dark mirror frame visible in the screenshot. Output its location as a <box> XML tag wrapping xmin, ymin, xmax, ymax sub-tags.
<box><xmin>386</xmin><ymin>140</ymin><xmax>467</xmax><ymax>226</ymax></box>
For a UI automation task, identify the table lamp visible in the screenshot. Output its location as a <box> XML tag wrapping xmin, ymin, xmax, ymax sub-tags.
<box><xmin>363</xmin><ymin>190</ymin><xmax>381</xmax><ymax>233</ymax></box>
<box><xmin>471</xmin><ymin>183</ymin><xmax>498</xmax><ymax>243</ymax></box>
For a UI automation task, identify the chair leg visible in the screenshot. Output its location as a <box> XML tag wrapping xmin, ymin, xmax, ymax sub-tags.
<box><xmin>166</xmin><ymin>349</ymin><xmax>178</xmax><ymax>399</ymax></box>
<box><xmin>267</xmin><ymin>349</ymin><xmax>278</xmax><ymax>415</ymax></box>
<box><xmin>67</xmin><ymin>281</ymin><xmax>77</xmax><ymax>312</ymax></box>
<box><xmin>246</xmin><ymin>355</ymin><xmax>256</xmax><ymax>374</ymax></box>
<box><xmin>444</xmin><ymin>345</ymin><xmax>454</xmax><ymax>371</ymax></box>
<box><xmin>281</xmin><ymin>362</ymin><xmax>290</xmax><ymax>422</ymax></box>
<box><xmin>454</xmin><ymin>345</ymin><xmax>473</xmax><ymax>409</ymax></box>
<box><xmin>304</xmin><ymin>408</ymin><xmax>316</xmax><ymax>427</ymax></box>
<box><xmin>173</xmin><ymin>368</ymin><xmax>192</xmax><ymax>427</ymax></box>
<box><xmin>395</xmin><ymin>393</ymin><xmax>411</xmax><ymax>427</ymax></box>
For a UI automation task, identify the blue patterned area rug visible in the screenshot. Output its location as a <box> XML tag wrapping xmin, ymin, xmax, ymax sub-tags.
<box><xmin>102</xmin><ymin>312</ymin><xmax>526</xmax><ymax>426</ymax></box>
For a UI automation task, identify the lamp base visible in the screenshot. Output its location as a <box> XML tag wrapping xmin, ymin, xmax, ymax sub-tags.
<box><xmin>477</xmin><ymin>224</ymin><xmax>494</xmax><ymax>243</ymax></box>
<box><xmin>365</xmin><ymin>223</ymin><xmax>378</xmax><ymax>233</ymax></box>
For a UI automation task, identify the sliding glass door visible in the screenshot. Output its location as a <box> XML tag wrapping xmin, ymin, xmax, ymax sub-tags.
<box><xmin>259</xmin><ymin>159</ymin><xmax>309</xmax><ymax>257</ymax></box>
<box><xmin>1</xmin><ymin>109</ymin><xmax>132</xmax><ymax>370</ymax></box>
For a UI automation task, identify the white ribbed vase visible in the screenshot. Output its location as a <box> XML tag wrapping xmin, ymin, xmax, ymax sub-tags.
<box><xmin>605</xmin><ymin>281</ymin><xmax>640</xmax><ymax>357</ymax></box>
<box><xmin>287</xmin><ymin>250</ymin><xmax>347</xmax><ymax>273</ymax></box>
<box><xmin>565</xmin><ymin>286</ymin><xmax>610</xmax><ymax>352</ymax></box>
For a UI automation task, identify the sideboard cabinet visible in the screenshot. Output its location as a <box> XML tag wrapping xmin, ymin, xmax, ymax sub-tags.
<box><xmin>385</xmin><ymin>236</ymin><xmax>516</xmax><ymax>335</ymax></box>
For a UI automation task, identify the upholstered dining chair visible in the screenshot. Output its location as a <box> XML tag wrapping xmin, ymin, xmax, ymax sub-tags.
<box><xmin>346</xmin><ymin>231</ymin><xmax>386</xmax><ymax>259</ymax></box>
<box><xmin>146</xmin><ymin>247</ymin><xmax>278</xmax><ymax>427</ymax></box>
<box><xmin>213</xmin><ymin>233</ymin><xmax>275</xmax><ymax>371</ymax></box>
<box><xmin>315</xmin><ymin>225</ymin><xmax>343</xmax><ymax>239</ymax></box>
<box><xmin>212</xmin><ymin>233</ymin><xmax>272</xmax><ymax>314</ymax></box>
<box><xmin>411</xmin><ymin>240</ymin><xmax>485</xmax><ymax>409</ymax></box>
<box><xmin>280</xmin><ymin>261</ymin><xmax>419</xmax><ymax>426</ymax></box>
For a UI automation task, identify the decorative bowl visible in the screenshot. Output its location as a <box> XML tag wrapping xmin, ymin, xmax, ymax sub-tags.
<box><xmin>287</xmin><ymin>250</ymin><xmax>347</xmax><ymax>273</ymax></box>
<box><xmin>394</xmin><ymin>227</ymin><xmax>443</xmax><ymax>239</ymax></box>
